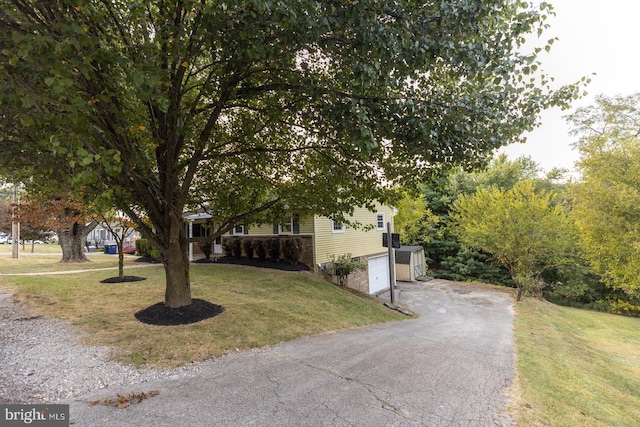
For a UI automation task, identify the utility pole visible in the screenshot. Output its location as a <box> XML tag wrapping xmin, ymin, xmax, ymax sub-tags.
<box><xmin>11</xmin><ymin>185</ymin><xmax>20</xmax><ymax>259</ymax></box>
<box><xmin>387</xmin><ymin>221</ymin><xmax>395</xmax><ymax>304</ymax></box>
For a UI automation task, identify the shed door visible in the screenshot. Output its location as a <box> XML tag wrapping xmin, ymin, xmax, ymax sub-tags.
<box><xmin>368</xmin><ymin>254</ymin><xmax>390</xmax><ymax>294</ymax></box>
<box><xmin>413</xmin><ymin>250</ymin><xmax>426</xmax><ymax>279</ymax></box>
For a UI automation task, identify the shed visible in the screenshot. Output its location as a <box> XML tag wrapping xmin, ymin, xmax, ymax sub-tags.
<box><xmin>395</xmin><ymin>246</ymin><xmax>427</xmax><ymax>282</ymax></box>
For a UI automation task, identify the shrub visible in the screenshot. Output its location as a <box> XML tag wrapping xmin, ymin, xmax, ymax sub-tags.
<box><xmin>255</xmin><ymin>239</ymin><xmax>267</xmax><ymax>260</ymax></box>
<box><xmin>243</xmin><ymin>239</ymin><xmax>254</xmax><ymax>259</ymax></box>
<box><xmin>609</xmin><ymin>299</ymin><xmax>640</xmax><ymax>318</ymax></box>
<box><xmin>199</xmin><ymin>241</ymin><xmax>212</xmax><ymax>260</ymax></box>
<box><xmin>329</xmin><ymin>253</ymin><xmax>366</xmax><ymax>286</ymax></box>
<box><xmin>267</xmin><ymin>238</ymin><xmax>281</xmax><ymax>261</ymax></box>
<box><xmin>135</xmin><ymin>239</ymin><xmax>160</xmax><ymax>260</ymax></box>
<box><xmin>283</xmin><ymin>237</ymin><xmax>304</xmax><ymax>264</ymax></box>
<box><xmin>232</xmin><ymin>238</ymin><xmax>242</xmax><ymax>258</ymax></box>
<box><xmin>222</xmin><ymin>239</ymin><xmax>233</xmax><ymax>257</ymax></box>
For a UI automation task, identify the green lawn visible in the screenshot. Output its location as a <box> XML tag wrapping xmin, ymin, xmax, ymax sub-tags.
<box><xmin>0</xmin><ymin>253</ymin><xmax>407</xmax><ymax>368</ymax></box>
<box><xmin>0</xmin><ymin>243</ymin><xmax>140</xmax><ymax>273</ymax></box>
<box><xmin>514</xmin><ymin>298</ymin><xmax>640</xmax><ymax>426</ymax></box>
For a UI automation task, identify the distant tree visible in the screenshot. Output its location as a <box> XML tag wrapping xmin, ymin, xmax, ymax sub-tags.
<box><xmin>408</xmin><ymin>155</ymin><xmax>548</xmax><ymax>284</ymax></box>
<box><xmin>393</xmin><ymin>192</ymin><xmax>432</xmax><ymax>245</ymax></box>
<box><xmin>0</xmin><ymin>198</ymin><xmax>10</xmax><ymax>234</ymax></box>
<box><xmin>451</xmin><ymin>180</ymin><xmax>576</xmax><ymax>300</ymax></box>
<box><xmin>569</xmin><ymin>93</ymin><xmax>640</xmax><ymax>298</ymax></box>
<box><xmin>20</xmin><ymin>194</ymin><xmax>97</xmax><ymax>262</ymax></box>
<box><xmin>96</xmin><ymin>212</ymin><xmax>137</xmax><ymax>278</ymax></box>
<box><xmin>0</xmin><ymin>1</ymin><xmax>583</xmax><ymax>308</ymax></box>
<box><xmin>472</xmin><ymin>154</ymin><xmax>542</xmax><ymax>191</ymax></box>
<box><xmin>17</xmin><ymin>215</ymin><xmax>49</xmax><ymax>253</ymax></box>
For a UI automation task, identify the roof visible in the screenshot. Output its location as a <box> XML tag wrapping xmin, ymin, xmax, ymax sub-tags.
<box><xmin>395</xmin><ymin>246</ymin><xmax>424</xmax><ymax>265</ymax></box>
<box><xmin>396</xmin><ymin>246</ymin><xmax>423</xmax><ymax>252</ymax></box>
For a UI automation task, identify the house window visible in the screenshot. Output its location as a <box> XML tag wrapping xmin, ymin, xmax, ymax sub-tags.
<box><xmin>192</xmin><ymin>223</ymin><xmax>209</xmax><ymax>238</ymax></box>
<box><xmin>279</xmin><ymin>217</ymin><xmax>294</xmax><ymax>234</ymax></box>
<box><xmin>376</xmin><ymin>213</ymin><xmax>385</xmax><ymax>230</ymax></box>
<box><xmin>332</xmin><ymin>221</ymin><xmax>345</xmax><ymax>233</ymax></box>
<box><xmin>231</xmin><ymin>225</ymin><xmax>245</xmax><ymax>235</ymax></box>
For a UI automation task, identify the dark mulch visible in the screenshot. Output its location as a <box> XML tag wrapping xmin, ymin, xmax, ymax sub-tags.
<box><xmin>205</xmin><ymin>256</ymin><xmax>311</xmax><ymax>272</ymax></box>
<box><xmin>100</xmin><ymin>276</ymin><xmax>147</xmax><ymax>284</ymax></box>
<box><xmin>135</xmin><ymin>299</ymin><xmax>225</xmax><ymax>326</ymax></box>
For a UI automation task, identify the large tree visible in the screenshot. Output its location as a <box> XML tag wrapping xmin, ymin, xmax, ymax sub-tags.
<box><xmin>451</xmin><ymin>180</ymin><xmax>576</xmax><ymax>300</ymax></box>
<box><xmin>569</xmin><ymin>93</ymin><xmax>640</xmax><ymax>298</ymax></box>
<box><xmin>0</xmin><ymin>1</ymin><xmax>582</xmax><ymax>307</ymax></box>
<box><xmin>19</xmin><ymin>194</ymin><xmax>98</xmax><ymax>262</ymax></box>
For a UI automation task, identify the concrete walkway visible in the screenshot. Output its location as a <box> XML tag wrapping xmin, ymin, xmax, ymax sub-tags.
<box><xmin>69</xmin><ymin>279</ymin><xmax>516</xmax><ymax>427</ymax></box>
<box><xmin>0</xmin><ymin>263</ymin><xmax>157</xmax><ymax>276</ymax></box>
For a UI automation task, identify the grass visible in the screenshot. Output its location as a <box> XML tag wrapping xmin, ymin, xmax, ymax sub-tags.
<box><xmin>514</xmin><ymin>298</ymin><xmax>640</xmax><ymax>427</ymax></box>
<box><xmin>0</xmin><ymin>244</ymin><xmax>140</xmax><ymax>273</ymax></box>
<box><xmin>0</xmin><ymin>252</ymin><xmax>407</xmax><ymax>368</ymax></box>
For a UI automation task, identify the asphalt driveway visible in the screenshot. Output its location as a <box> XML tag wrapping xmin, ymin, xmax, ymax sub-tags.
<box><xmin>69</xmin><ymin>279</ymin><xmax>516</xmax><ymax>426</ymax></box>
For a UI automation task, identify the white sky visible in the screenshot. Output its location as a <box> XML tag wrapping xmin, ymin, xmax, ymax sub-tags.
<box><xmin>499</xmin><ymin>0</ymin><xmax>640</xmax><ymax>174</ymax></box>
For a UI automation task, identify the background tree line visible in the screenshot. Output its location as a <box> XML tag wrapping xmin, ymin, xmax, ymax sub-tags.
<box><xmin>396</xmin><ymin>94</ymin><xmax>640</xmax><ymax>315</ymax></box>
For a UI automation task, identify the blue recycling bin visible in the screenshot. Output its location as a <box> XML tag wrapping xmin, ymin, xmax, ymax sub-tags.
<box><xmin>104</xmin><ymin>244</ymin><xmax>117</xmax><ymax>254</ymax></box>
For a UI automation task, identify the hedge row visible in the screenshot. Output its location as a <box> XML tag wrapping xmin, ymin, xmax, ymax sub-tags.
<box><xmin>223</xmin><ymin>237</ymin><xmax>304</xmax><ymax>264</ymax></box>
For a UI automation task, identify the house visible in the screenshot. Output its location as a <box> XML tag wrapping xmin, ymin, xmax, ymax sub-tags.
<box><xmin>87</xmin><ymin>223</ymin><xmax>141</xmax><ymax>254</ymax></box>
<box><xmin>184</xmin><ymin>202</ymin><xmax>396</xmax><ymax>295</ymax></box>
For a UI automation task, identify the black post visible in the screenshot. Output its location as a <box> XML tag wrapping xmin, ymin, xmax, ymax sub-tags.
<box><xmin>387</xmin><ymin>222</ymin><xmax>395</xmax><ymax>304</ymax></box>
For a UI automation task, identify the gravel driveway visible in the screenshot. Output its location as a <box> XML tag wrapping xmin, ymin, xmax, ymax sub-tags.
<box><xmin>1</xmin><ymin>279</ymin><xmax>516</xmax><ymax>426</ymax></box>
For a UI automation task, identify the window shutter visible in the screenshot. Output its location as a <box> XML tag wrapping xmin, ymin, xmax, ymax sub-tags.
<box><xmin>229</xmin><ymin>227</ymin><xmax>234</xmax><ymax>236</ymax></box>
<box><xmin>273</xmin><ymin>223</ymin><xmax>279</xmax><ymax>234</ymax></box>
<box><xmin>243</xmin><ymin>225</ymin><xmax>249</xmax><ymax>235</ymax></box>
<box><xmin>293</xmin><ymin>217</ymin><xmax>300</xmax><ymax>234</ymax></box>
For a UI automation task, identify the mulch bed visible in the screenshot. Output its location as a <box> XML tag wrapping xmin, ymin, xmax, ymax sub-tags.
<box><xmin>198</xmin><ymin>256</ymin><xmax>311</xmax><ymax>272</ymax></box>
<box><xmin>134</xmin><ymin>299</ymin><xmax>225</xmax><ymax>326</ymax></box>
<box><xmin>100</xmin><ymin>276</ymin><xmax>147</xmax><ymax>284</ymax></box>
<box><xmin>130</xmin><ymin>257</ymin><xmax>307</xmax><ymax>325</ymax></box>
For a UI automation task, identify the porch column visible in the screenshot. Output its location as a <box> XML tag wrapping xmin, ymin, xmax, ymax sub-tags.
<box><xmin>188</xmin><ymin>220</ymin><xmax>194</xmax><ymax>262</ymax></box>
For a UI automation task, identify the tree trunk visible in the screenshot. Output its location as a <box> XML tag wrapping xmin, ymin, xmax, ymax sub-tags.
<box><xmin>57</xmin><ymin>221</ymin><xmax>97</xmax><ymax>263</ymax></box>
<box><xmin>118</xmin><ymin>242</ymin><xmax>124</xmax><ymax>278</ymax></box>
<box><xmin>516</xmin><ymin>285</ymin><xmax>523</xmax><ymax>301</ymax></box>
<box><xmin>160</xmin><ymin>215</ymin><xmax>192</xmax><ymax>308</ymax></box>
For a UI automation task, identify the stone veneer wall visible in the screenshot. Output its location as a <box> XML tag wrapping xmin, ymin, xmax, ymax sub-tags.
<box><xmin>319</xmin><ymin>254</ymin><xmax>373</xmax><ymax>294</ymax></box>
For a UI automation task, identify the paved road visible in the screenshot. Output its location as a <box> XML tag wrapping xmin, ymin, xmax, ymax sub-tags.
<box><xmin>69</xmin><ymin>279</ymin><xmax>516</xmax><ymax>427</ymax></box>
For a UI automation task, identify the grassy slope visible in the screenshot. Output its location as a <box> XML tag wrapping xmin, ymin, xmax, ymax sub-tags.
<box><xmin>514</xmin><ymin>298</ymin><xmax>640</xmax><ymax>427</ymax></box>
<box><xmin>0</xmin><ymin>258</ymin><xmax>407</xmax><ymax>368</ymax></box>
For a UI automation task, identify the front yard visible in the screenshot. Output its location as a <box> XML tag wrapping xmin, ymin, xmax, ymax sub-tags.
<box><xmin>0</xmin><ymin>250</ymin><xmax>406</xmax><ymax>368</ymax></box>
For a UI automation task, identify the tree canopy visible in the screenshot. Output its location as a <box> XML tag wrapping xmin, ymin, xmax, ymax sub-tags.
<box><xmin>0</xmin><ymin>0</ymin><xmax>582</xmax><ymax>307</ymax></box>
<box><xmin>451</xmin><ymin>179</ymin><xmax>576</xmax><ymax>300</ymax></box>
<box><xmin>569</xmin><ymin>93</ymin><xmax>640</xmax><ymax>298</ymax></box>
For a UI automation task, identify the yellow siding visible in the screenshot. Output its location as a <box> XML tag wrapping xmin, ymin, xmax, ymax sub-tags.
<box><xmin>298</xmin><ymin>216</ymin><xmax>314</xmax><ymax>234</ymax></box>
<box><xmin>245</xmin><ymin>223</ymin><xmax>273</xmax><ymax>235</ymax></box>
<box><xmin>313</xmin><ymin>203</ymin><xmax>394</xmax><ymax>266</ymax></box>
<box><xmin>240</xmin><ymin>216</ymin><xmax>314</xmax><ymax>236</ymax></box>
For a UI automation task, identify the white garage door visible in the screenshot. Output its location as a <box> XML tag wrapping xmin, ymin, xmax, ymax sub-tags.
<box><xmin>368</xmin><ymin>254</ymin><xmax>390</xmax><ymax>294</ymax></box>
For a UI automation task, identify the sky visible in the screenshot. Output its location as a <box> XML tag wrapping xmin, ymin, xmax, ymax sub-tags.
<box><xmin>499</xmin><ymin>0</ymin><xmax>640</xmax><ymax>174</ymax></box>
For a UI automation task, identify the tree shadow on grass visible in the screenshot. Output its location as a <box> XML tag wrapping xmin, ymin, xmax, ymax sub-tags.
<box><xmin>135</xmin><ymin>299</ymin><xmax>225</xmax><ymax>326</ymax></box>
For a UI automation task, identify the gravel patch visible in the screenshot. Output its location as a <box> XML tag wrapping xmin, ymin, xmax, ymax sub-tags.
<box><xmin>0</xmin><ymin>288</ymin><xmax>195</xmax><ymax>404</ymax></box>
